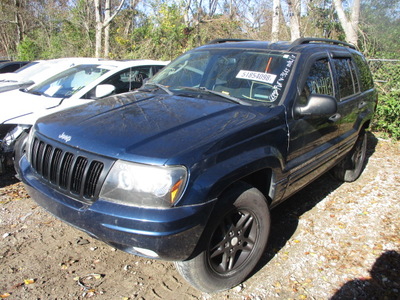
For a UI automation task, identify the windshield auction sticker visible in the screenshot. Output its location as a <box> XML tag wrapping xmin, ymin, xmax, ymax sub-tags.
<box><xmin>236</xmin><ymin>70</ymin><xmax>277</xmax><ymax>84</ymax></box>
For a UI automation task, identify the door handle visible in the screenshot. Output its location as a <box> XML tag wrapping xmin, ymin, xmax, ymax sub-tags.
<box><xmin>329</xmin><ymin>113</ymin><xmax>341</xmax><ymax>122</ymax></box>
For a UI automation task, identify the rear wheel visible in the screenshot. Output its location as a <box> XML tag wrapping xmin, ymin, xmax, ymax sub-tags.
<box><xmin>174</xmin><ymin>182</ymin><xmax>270</xmax><ymax>293</ymax></box>
<box><xmin>331</xmin><ymin>129</ymin><xmax>367</xmax><ymax>182</ymax></box>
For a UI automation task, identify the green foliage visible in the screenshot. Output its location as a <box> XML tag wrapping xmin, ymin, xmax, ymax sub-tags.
<box><xmin>370</xmin><ymin>60</ymin><xmax>400</xmax><ymax>140</ymax></box>
<box><xmin>13</xmin><ymin>0</ymin><xmax>95</xmax><ymax>59</ymax></box>
<box><xmin>360</xmin><ymin>0</ymin><xmax>400</xmax><ymax>58</ymax></box>
<box><xmin>114</xmin><ymin>3</ymin><xmax>188</xmax><ymax>60</ymax></box>
<box><xmin>306</xmin><ymin>0</ymin><xmax>343</xmax><ymax>39</ymax></box>
<box><xmin>16</xmin><ymin>38</ymin><xmax>40</xmax><ymax>60</ymax></box>
<box><xmin>372</xmin><ymin>92</ymin><xmax>400</xmax><ymax>140</ymax></box>
<box><xmin>113</xmin><ymin>1</ymin><xmax>245</xmax><ymax>61</ymax></box>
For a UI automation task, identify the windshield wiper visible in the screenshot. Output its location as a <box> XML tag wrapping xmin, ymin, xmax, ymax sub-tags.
<box><xmin>180</xmin><ymin>87</ymin><xmax>251</xmax><ymax>106</ymax></box>
<box><xmin>141</xmin><ymin>83</ymin><xmax>174</xmax><ymax>95</ymax></box>
<box><xmin>24</xmin><ymin>89</ymin><xmax>42</xmax><ymax>96</ymax></box>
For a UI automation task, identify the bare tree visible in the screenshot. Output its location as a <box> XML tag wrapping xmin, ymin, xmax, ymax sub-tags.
<box><xmin>287</xmin><ymin>0</ymin><xmax>301</xmax><ymax>41</ymax></box>
<box><xmin>333</xmin><ymin>0</ymin><xmax>360</xmax><ymax>45</ymax></box>
<box><xmin>104</xmin><ymin>0</ymin><xmax>111</xmax><ymax>57</ymax></box>
<box><xmin>181</xmin><ymin>0</ymin><xmax>192</xmax><ymax>26</ymax></box>
<box><xmin>13</xmin><ymin>0</ymin><xmax>24</xmax><ymax>43</ymax></box>
<box><xmin>94</xmin><ymin>0</ymin><xmax>128</xmax><ymax>58</ymax></box>
<box><xmin>271</xmin><ymin>0</ymin><xmax>281</xmax><ymax>41</ymax></box>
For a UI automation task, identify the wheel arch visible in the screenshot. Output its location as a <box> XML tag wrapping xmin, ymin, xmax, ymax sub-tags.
<box><xmin>362</xmin><ymin>119</ymin><xmax>371</xmax><ymax>131</ymax></box>
<box><xmin>184</xmin><ymin>179</ymin><xmax>272</xmax><ymax>261</ymax></box>
<box><xmin>206</xmin><ymin>155</ymin><xmax>285</xmax><ymax>208</ymax></box>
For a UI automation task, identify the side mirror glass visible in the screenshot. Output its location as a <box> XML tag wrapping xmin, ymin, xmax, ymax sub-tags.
<box><xmin>294</xmin><ymin>94</ymin><xmax>337</xmax><ymax>117</ymax></box>
<box><xmin>95</xmin><ymin>84</ymin><xmax>115</xmax><ymax>98</ymax></box>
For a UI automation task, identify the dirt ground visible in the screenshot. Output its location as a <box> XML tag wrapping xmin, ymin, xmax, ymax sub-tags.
<box><xmin>1</xmin><ymin>133</ymin><xmax>399</xmax><ymax>300</ymax></box>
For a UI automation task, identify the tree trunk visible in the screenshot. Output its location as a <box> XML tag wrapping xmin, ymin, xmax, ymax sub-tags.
<box><xmin>182</xmin><ymin>0</ymin><xmax>192</xmax><ymax>26</ymax></box>
<box><xmin>288</xmin><ymin>0</ymin><xmax>301</xmax><ymax>41</ymax></box>
<box><xmin>94</xmin><ymin>0</ymin><xmax>102</xmax><ymax>58</ymax></box>
<box><xmin>104</xmin><ymin>0</ymin><xmax>111</xmax><ymax>58</ymax></box>
<box><xmin>333</xmin><ymin>0</ymin><xmax>360</xmax><ymax>45</ymax></box>
<box><xmin>271</xmin><ymin>0</ymin><xmax>281</xmax><ymax>42</ymax></box>
<box><xmin>102</xmin><ymin>0</ymin><xmax>129</xmax><ymax>57</ymax></box>
<box><xmin>14</xmin><ymin>0</ymin><xmax>23</xmax><ymax>44</ymax></box>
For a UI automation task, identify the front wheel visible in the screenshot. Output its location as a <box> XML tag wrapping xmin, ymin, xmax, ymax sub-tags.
<box><xmin>331</xmin><ymin>129</ymin><xmax>367</xmax><ymax>182</ymax></box>
<box><xmin>174</xmin><ymin>182</ymin><xmax>270</xmax><ymax>293</ymax></box>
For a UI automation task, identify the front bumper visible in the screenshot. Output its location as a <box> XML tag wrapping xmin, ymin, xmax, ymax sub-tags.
<box><xmin>19</xmin><ymin>156</ymin><xmax>214</xmax><ymax>261</ymax></box>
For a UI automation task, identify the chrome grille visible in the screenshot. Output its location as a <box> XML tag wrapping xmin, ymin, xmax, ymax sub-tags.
<box><xmin>30</xmin><ymin>136</ymin><xmax>111</xmax><ymax>202</ymax></box>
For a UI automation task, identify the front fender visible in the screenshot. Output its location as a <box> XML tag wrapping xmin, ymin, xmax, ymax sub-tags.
<box><xmin>178</xmin><ymin>146</ymin><xmax>287</xmax><ymax>207</ymax></box>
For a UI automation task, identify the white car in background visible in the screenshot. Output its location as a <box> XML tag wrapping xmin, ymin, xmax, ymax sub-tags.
<box><xmin>0</xmin><ymin>58</ymin><xmax>102</xmax><ymax>93</ymax></box>
<box><xmin>0</xmin><ymin>59</ymin><xmax>169</xmax><ymax>173</ymax></box>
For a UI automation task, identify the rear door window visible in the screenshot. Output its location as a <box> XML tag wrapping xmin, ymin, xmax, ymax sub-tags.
<box><xmin>332</xmin><ymin>58</ymin><xmax>360</xmax><ymax>100</ymax></box>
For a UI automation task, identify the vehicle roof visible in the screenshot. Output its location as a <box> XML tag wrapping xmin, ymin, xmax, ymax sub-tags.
<box><xmin>1</xmin><ymin>58</ymin><xmax>168</xmax><ymax>83</ymax></box>
<box><xmin>86</xmin><ymin>59</ymin><xmax>169</xmax><ymax>68</ymax></box>
<box><xmin>21</xmin><ymin>58</ymin><xmax>168</xmax><ymax>69</ymax></box>
<box><xmin>199</xmin><ymin>38</ymin><xmax>358</xmax><ymax>55</ymax></box>
<box><xmin>38</xmin><ymin>58</ymin><xmax>169</xmax><ymax>71</ymax></box>
<box><xmin>0</xmin><ymin>61</ymin><xmax>30</xmax><ymax>66</ymax></box>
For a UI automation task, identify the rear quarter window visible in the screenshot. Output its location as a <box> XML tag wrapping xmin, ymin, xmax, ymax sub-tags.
<box><xmin>352</xmin><ymin>53</ymin><xmax>374</xmax><ymax>91</ymax></box>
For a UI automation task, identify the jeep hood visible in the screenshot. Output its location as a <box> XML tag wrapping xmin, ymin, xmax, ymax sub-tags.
<box><xmin>35</xmin><ymin>92</ymin><xmax>271</xmax><ymax>164</ymax></box>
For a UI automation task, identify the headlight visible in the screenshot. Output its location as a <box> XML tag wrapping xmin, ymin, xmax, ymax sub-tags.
<box><xmin>100</xmin><ymin>160</ymin><xmax>188</xmax><ymax>208</ymax></box>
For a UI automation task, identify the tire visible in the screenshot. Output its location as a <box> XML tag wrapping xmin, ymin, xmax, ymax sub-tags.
<box><xmin>331</xmin><ymin>129</ymin><xmax>367</xmax><ymax>182</ymax></box>
<box><xmin>174</xmin><ymin>182</ymin><xmax>270</xmax><ymax>293</ymax></box>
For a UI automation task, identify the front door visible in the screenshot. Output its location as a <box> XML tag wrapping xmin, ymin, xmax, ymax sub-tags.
<box><xmin>285</xmin><ymin>56</ymin><xmax>340</xmax><ymax>196</ymax></box>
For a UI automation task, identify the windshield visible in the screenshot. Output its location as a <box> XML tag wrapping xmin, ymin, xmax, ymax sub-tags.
<box><xmin>28</xmin><ymin>64</ymin><xmax>111</xmax><ymax>98</ymax></box>
<box><xmin>148</xmin><ymin>49</ymin><xmax>297</xmax><ymax>104</ymax></box>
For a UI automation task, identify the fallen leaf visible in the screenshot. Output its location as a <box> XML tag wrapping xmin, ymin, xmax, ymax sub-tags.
<box><xmin>93</xmin><ymin>274</ymin><xmax>102</xmax><ymax>280</ymax></box>
<box><xmin>0</xmin><ymin>293</ymin><xmax>11</xmax><ymax>299</ymax></box>
<box><xmin>24</xmin><ymin>279</ymin><xmax>35</xmax><ymax>285</ymax></box>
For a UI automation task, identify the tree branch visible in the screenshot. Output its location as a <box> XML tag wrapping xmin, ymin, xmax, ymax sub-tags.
<box><xmin>103</xmin><ymin>0</ymin><xmax>125</xmax><ymax>28</ymax></box>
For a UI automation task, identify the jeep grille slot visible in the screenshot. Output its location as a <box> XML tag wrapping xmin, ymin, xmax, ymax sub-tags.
<box><xmin>30</xmin><ymin>137</ymin><xmax>106</xmax><ymax>202</ymax></box>
<box><xmin>85</xmin><ymin>161</ymin><xmax>104</xmax><ymax>198</ymax></box>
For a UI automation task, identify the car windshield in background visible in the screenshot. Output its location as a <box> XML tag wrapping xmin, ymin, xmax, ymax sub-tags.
<box><xmin>148</xmin><ymin>49</ymin><xmax>297</xmax><ymax>104</ymax></box>
<box><xmin>27</xmin><ymin>64</ymin><xmax>112</xmax><ymax>98</ymax></box>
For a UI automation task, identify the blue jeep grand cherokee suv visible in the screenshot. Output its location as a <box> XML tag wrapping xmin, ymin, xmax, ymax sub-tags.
<box><xmin>18</xmin><ymin>38</ymin><xmax>377</xmax><ymax>292</ymax></box>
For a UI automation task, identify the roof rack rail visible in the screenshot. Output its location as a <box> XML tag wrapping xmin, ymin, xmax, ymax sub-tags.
<box><xmin>290</xmin><ymin>38</ymin><xmax>356</xmax><ymax>50</ymax></box>
<box><xmin>208</xmin><ymin>38</ymin><xmax>256</xmax><ymax>44</ymax></box>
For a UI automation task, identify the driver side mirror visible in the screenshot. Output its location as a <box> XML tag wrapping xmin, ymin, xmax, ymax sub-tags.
<box><xmin>95</xmin><ymin>84</ymin><xmax>115</xmax><ymax>99</ymax></box>
<box><xmin>294</xmin><ymin>94</ymin><xmax>337</xmax><ymax>118</ymax></box>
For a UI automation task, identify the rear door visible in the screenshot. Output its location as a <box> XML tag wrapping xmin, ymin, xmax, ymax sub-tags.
<box><xmin>330</xmin><ymin>53</ymin><xmax>363</xmax><ymax>157</ymax></box>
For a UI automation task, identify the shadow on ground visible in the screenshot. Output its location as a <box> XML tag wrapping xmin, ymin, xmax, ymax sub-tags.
<box><xmin>0</xmin><ymin>166</ymin><xmax>18</xmax><ymax>188</ymax></box>
<box><xmin>331</xmin><ymin>250</ymin><xmax>400</xmax><ymax>300</ymax></box>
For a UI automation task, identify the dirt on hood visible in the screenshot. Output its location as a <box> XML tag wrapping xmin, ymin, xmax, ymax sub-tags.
<box><xmin>0</xmin><ymin>133</ymin><xmax>399</xmax><ymax>299</ymax></box>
